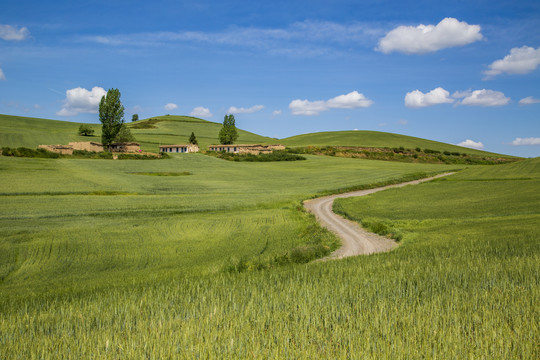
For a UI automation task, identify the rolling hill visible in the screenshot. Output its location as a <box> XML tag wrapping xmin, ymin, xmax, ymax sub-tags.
<box><xmin>280</xmin><ymin>130</ymin><xmax>505</xmax><ymax>157</ymax></box>
<box><xmin>0</xmin><ymin>113</ymin><xmax>513</xmax><ymax>158</ymax></box>
<box><xmin>128</xmin><ymin>115</ymin><xmax>274</xmax><ymax>150</ymax></box>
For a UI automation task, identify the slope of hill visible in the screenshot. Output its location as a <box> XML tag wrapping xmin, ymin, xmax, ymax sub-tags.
<box><xmin>0</xmin><ymin>114</ymin><xmax>275</xmax><ymax>152</ymax></box>
<box><xmin>0</xmin><ymin>114</ymin><xmax>102</xmax><ymax>148</ymax></box>
<box><xmin>280</xmin><ymin>130</ymin><xmax>506</xmax><ymax>157</ymax></box>
<box><xmin>128</xmin><ymin>115</ymin><xmax>274</xmax><ymax>150</ymax></box>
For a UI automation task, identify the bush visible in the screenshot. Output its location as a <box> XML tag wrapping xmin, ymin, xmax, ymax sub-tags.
<box><xmin>78</xmin><ymin>124</ymin><xmax>95</xmax><ymax>136</ymax></box>
<box><xmin>72</xmin><ymin>150</ymin><xmax>113</xmax><ymax>159</ymax></box>
<box><xmin>1</xmin><ymin>147</ymin><xmax>61</xmax><ymax>158</ymax></box>
<box><xmin>117</xmin><ymin>153</ymin><xmax>161</xmax><ymax>160</ymax></box>
<box><xmin>212</xmin><ymin>150</ymin><xmax>306</xmax><ymax>162</ymax></box>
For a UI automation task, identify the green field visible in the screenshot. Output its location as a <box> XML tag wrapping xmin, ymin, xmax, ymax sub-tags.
<box><xmin>0</xmin><ymin>114</ymin><xmax>538</xmax><ymax>358</ymax></box>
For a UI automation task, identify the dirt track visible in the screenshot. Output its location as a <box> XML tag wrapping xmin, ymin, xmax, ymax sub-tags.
<box><xmin>304</xmin><ymin>173</ymin><xmax>454</xmax><ymax>260</ymax></box>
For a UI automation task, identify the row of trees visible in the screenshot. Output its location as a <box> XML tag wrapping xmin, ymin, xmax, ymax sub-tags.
<box><xmin>95</xmin><ymin>88</ymin><xmax>238</xmax><ymax>149</ymax></box>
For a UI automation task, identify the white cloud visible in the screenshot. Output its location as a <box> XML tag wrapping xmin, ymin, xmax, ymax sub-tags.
<box><xmin>227</xmin><ymin>105</ymin><xmax>264</xmax><ymax>114</ymax></box>
<box><xmin>326</xmin><ymin>91</ymin><xmax>373</xmax><ymax>109</ymax></box>
<box><xmin>377</xmin><ymin>18</ymin><xmax>482</xmax><ymax>54</ymax></box>
<box><xmin>455</xmin><ymin>89</ymin><xmax>510</xmax><ymax>107</ymax></box>
<box><xmin>404</xmin><ymin>87</ymin><xmax>454</xmax><ymax>108</ymax></box>
<box><xmin>398</xmin><ymin>119</ymin><xmax>408</xmax><ymax>125</ymax></box>
<box><xmin>164</xmin><ymin>103</ymin><xmax>178</xmax><ymax>111</ymax></box>
<box><xmin>511</xmin><ymin>137</ymin><xmax>540</xmax><ymax>146</ymax></box>
<box><xmin>272</xmin><ymin>110</ymin><xmax>282</xmax><ymax>116</ymax></box>
<box><xmin>289</xmin><ymin>99</ymin><xmax>328</xmax><ymax>116</ymax></box>
<box><xmin>457</xmin><ymin>139</ymin><xmax>485</xmax><ymax>150</ymax></box>
<box><xmin>484</xmin><ymin>46</ymin><xmax>540</xmax><ymax>78</ymax></box>
<box><xmin>519</xmin><ymin>96</ymin><xmax>540</xmax><ymax>105</ymax></box>
<box><xmin>289</xmin><ymin>91</ymin><xmax>373</xmax><ymax>116</ymax></box>
<box><xmin>0</xmin><ymin>67</ymin><xmax>5</xmax><ymax>81</ymax></box>
<box><xmin>56</xmin><ymin>86</ymin><xmax>106</xmax><ymax>116</ymax></box>
<box><xmin>190</xmin><ymin>106</ymin><xmax>213</xmax><ymax>118</ymax></box>
<box><xmin>0</xmin><ymin>24</ymin><xmax>30</xmax><ymax>41</ymax></box>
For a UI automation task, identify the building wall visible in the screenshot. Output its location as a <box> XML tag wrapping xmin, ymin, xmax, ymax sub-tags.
<box><xmin>38</xmin><ymin>145</ymin><xmax>74</xmax><ymax>155</ymax></box>
<box><xmin>209</xmin><ymin>144</ymin><xmax>284</xmax><ymax>155</ymax></box>
<box><xmin>160</xmin><ymin>144</ymin><xmax>199</xmax><ymax>153</ymax></box>
<box><xmin>69</xmin><ymin>142</ymin><xmax>104</xmax><ymax>152</ymax></box>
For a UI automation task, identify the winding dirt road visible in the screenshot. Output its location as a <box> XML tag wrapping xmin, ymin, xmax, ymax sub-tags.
<box><xmin>304</xmin><ymin>173</ymin><xmax>454</xmax><ymax>260</ymax></box>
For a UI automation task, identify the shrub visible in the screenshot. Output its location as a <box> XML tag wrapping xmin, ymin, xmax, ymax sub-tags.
<box><xmin>78</xmin><ymin>124</ymin><xmax>95</xmax><ymax>136</ymax></box>
<box><xmin>1</xmin><ymin>147</ymin><xmax>60</xmax><ymax>158</ymax></box>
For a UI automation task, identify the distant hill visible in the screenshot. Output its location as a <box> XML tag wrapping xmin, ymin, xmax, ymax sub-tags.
<box><xmin>128</xmin><ymin>115</ymin><xmax>273</xmax><ymax>150</ymax></box>
<box><xmin>280</xmin><ymin>130</ymin><xmax>508</xmax><ymax>157</ymax></box>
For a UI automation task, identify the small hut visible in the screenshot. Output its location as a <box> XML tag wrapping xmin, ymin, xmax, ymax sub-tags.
<box><xmin>159</xmin><ymin>144</ymin><xmax>199</xmax><ymax>153</ymax></box>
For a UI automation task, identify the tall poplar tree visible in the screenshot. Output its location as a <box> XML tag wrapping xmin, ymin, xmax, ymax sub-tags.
<box><xmin>99</xmin><ymin>88</ymin><xmax>125</xmax><ymax>149</ymax></box>
<box><xmin>218</xmin><ymin>114</ymin><xmax>238</xmax><ymax>145</ymax></box>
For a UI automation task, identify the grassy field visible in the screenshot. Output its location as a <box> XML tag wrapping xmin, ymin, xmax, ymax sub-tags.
<box><xmin>0</xmin><ymin>115</ymin><xmax>537</xmax><ymax>358</ymax></box>
<box><xmin>0</xmin><ymin>154</ymin><xmax>455</xmax><ymax>299</ymax></box>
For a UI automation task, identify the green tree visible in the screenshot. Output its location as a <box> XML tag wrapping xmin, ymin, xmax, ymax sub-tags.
<box><xmin>114</xmin><ymin>124</ymin><xmax>135</xmax><ymax>143</ymax></box>
<box><xmin>218</xmin><ymin>114</ymin><xmax>238</xmax><ymax>145</ymax></box>
<box><xmin>189</xmin><ymin>132</ymin><xmax>198</xmax><ymax>145</ymax></box>
<box><xmin>132</xmin><ymin>114</ymin><xmax>139</xmax><ymax>122</ymax></box>
<box><xmin>99</xmin><ymin>88</ymin><xmax>125</xmax><ymax>149</ymax></box>
<box><xmin>78</xmin><ymin>124</ymin><xmax>95</xmax><ymax>136</ymax></box>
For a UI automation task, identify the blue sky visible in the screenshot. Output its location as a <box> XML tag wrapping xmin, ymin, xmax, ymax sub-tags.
<box><xmin>1</xmin><ymin>0</ymin><xmax>539</xmax><ymax>157</ymax></box>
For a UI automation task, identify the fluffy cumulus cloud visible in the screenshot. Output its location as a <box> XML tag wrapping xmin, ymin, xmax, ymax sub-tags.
<box><xmin>289</xmin><ymin>91</ymin><xmax>373</xmax><ymax>116</ymax></box>
<box><xmin>0</xmin><ymin>67</ymin><xmax>5</xmax><ymax>81</ymax></box>
<box><xmin>272</xmin><ymin>110</ymin><xmax>282</xmax><ymax>116</ymax></box>
<box><xmin>377</xmin><ymin>18</ymin><xmax>482</xmax><ymax>54</ymax></box>
<box><xmin>227</xmin><ymin>105</ymin><xmax>264</xmax><ymax>114</ymax></box>
<box><xmin>404</xmin><ymin>87</ymin><xmax>453</xmax><ymax>108</ymax></box>
<box><xmin>457</xmin><ymin>139</ymin><xmax>485</xmax><ymax>150</ymax></box>
<box><xmin>164</xmin><ymin>103</ymin><xmax>178</xmax><ymax>111</ymax></box>
<box><xmin>57</xmin><ymin>86</ymin><xmax>106</xmax><ymax>116</ymax></box>
<box><xmin>484</xmin><ymin>46</ymin><xmax>540</xmax><ymax>78</ymax></box>
<box><xmin>190</xmin><ymin>106</ymin><xmax>213</xmax><ymax>118</ymax></box>
<box><xmin>454</xmin><ymin>89</ymin><xmax>510</xmax><ymax>107</ymax></box>
<box><xmin>511</xmin><ymin>137</ymin><xmax>540</xmax><ymax>146</ymax></box>
<box><xmin>519</xmin><ymin>96</ymin><xmax>540</xmax><ymax>105</ymax></box>
<box><xmin>0</xmin><ymin>24</ymin><xmax>30</xmax><ymax>41</ymax></box>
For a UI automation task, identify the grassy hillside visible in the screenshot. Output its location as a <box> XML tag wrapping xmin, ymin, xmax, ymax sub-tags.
<box><xmin>0</xmin><ymin>114</ymin><xmax>102</xmax><ymax>148</ymax></box>
<box><xmin>281</xmin><ymin>130</ymin><xmax>506</xmax><ymax>157</ymax></box>
<box><xmin>128</xmin><ymin>115</ymin><xmax>274</xmax><ymax>150</ymax></box>
<box><xmin>0</xmin><ymin>114</ymin><xmax>273</xmax><ymax>152</ymax></box>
